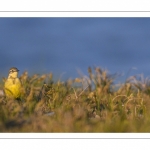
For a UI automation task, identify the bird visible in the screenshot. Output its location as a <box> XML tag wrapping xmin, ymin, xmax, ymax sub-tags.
<box><xmin>4</xmin><ymin>67</ymin><xmax>22</xmax><ymax>100</ymax></box>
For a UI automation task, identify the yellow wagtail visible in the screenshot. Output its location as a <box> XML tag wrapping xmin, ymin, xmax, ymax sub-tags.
<box><xmin>4</xmin><ymin>67</ymin><xmax>22</xmax><ymax>100</ymax></box>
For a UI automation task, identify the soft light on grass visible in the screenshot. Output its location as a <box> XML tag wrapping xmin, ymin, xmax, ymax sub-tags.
<box><xmin>0</xmin><ymin>67</ymin><xmax>150</xmax><ymax>132</ymax></box>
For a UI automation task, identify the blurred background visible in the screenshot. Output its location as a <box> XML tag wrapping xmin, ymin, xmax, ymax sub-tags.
<box><xmin>0</xmin><ymin>18</ymin><xmax>150</xmax><ymax>82</ymax></box>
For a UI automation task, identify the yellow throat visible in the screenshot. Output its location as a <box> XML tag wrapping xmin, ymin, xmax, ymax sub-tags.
<box><xmin>4</xmin><ymin>67</ymin><xmax>22</xmax><ymax>99</ymax></box>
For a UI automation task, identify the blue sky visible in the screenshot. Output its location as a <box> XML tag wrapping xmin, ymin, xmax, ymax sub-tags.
<box><xmin>0</xmin><ymin>18</ymin><xmax>150</xmax><ymax>82</ymax></box>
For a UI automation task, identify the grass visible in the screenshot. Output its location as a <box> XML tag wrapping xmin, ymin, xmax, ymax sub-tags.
<box><xmin>1</xmin><ymin>67</ymin><xmax>150</xmax><ymax>132</ymax></box>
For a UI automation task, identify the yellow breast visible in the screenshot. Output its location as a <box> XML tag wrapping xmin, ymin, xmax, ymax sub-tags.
<box><xmin>4</xmin><ymin>78</ymin><xmax>22</xmax><ymax>99</ymax></box>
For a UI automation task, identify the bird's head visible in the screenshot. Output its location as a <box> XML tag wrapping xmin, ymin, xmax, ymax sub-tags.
<box><xmin>8</xmin><ymin>67</ymin><xmax>19</xmax><ymax>78</ymax></box>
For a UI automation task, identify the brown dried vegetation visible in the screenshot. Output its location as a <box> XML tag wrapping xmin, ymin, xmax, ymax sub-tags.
<box><xmin>0</xmin><ymin>67</ymin><xmax>150</xmax><ymax>132</ymax></box>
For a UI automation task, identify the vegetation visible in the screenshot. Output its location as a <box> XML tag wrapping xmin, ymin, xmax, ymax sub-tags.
<box><xmin>1</xmin><ymin>67</ymin><xmax>150</xmax><ymax>132</ymax></box>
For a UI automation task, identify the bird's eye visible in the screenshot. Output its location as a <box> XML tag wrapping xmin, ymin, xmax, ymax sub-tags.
<box><xmin>10</xmin><ymin>70</ymin><xmax>14</xmax><ymax>73</ymax></box>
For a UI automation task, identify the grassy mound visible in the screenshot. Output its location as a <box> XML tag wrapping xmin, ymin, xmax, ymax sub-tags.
<box><xmin>0</xmin><ymin>67</ymin><xmax>150</xmax><ymax>132</ymax></box>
